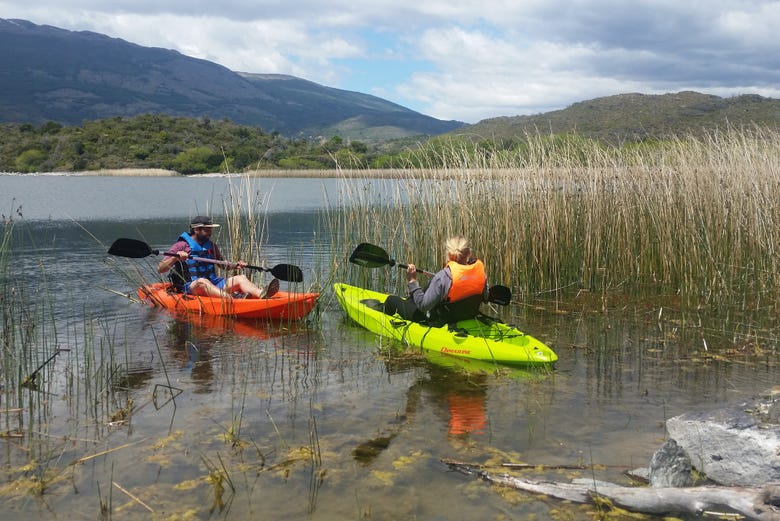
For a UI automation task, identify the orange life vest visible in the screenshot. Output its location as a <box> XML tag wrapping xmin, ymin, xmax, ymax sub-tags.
<box><xmin>446</xmin><ymin>259</ymin><xmax>486</xmax><ymax>302</ymax></box>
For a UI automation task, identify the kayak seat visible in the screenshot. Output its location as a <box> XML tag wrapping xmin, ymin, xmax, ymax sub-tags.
<box><xmin>262</xmin><ymin>278</ymin><xmax>280</xmax><ymax>299</ymax></box>
<box><xmin>168</xmin><ymin>261</ymin><xmax>188</xmax><ymax>293</ymax></box>
<box><xmin>428</xmin><ymin>294</ymin><xmax>484</xmax><ymax>326</ymax></box>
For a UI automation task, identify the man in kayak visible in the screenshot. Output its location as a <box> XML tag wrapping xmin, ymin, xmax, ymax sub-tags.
<box><xmin>383</xmin><ymin>235</ymin><xmax>488</xmax><ymax>323</ymax></box>
<box><xmin>157</xmin><ymin>215</ymin><xmax>276</xmax><ymax>299</ymax></box>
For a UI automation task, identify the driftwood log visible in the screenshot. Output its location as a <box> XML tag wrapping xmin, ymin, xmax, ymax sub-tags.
<box><xmin>443</xmin><ymin>460</ymin><xmax>780</xmax><ymax>521</ymax></box>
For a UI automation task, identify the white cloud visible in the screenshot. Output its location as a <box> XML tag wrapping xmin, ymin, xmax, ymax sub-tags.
<box><xmin>3</xmin><ymin>1</ymin><xmax>780</xmax><ymax>122</ymax></box>
<box><xmin>717</xmin><ymin>3</ymin><xmax>780</xmax><ymax>49</ymax></box>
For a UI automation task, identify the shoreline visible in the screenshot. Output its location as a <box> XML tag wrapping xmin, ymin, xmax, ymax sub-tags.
<box><xmin>0</xmin><ymin>167</ymin><xmax>433</xmax><ymax>179</ymax></box>
<box><xmin>0</xmin><ymin>167</ymin><xmax>520</xmax><ymax>179</ymax></box>
<box><xmin>0</xmin><ymin>168</ymin><xmax>180</xmax><ymax>177</ymax></box>
<box><xmin>0</xmin><ymin>167</ymin><xmax>406</xmax><ymax>178</ymax></box>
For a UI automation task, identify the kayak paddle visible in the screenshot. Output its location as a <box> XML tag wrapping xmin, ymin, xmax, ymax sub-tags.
<box><xmin>349</xmin><ymin>242</ymin><xmax>435</xmax><ymax>275</ymax></box>
<box><xmin>348</xmin><ymin>242</ymin><xmax>512</xmax><ymax>305</ymax></box>
<box><xmin>108</xmin><ymin>238</ymin><xmax>304</xmax><ymax>282</ymax></box>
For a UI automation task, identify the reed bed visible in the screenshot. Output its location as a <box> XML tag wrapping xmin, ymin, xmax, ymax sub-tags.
<box><xmin>1</xmin><ymin>217</ymin><xmax>59</xmax><ymax>452</ymax></box>
<box><xmin>331</xmin><ymin>126</ymin><xmax>780</xmax><ymax>321</ymax></box>
<box><xmin>1</xmin><ymin>215</ymin><xmax>141</xmax><ymax>501</ymax></box>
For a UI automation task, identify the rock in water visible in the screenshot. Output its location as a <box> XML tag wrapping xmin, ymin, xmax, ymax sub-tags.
<box><xmin>666</xmin><ymin>390</ymin><xmax>780</xmax><ymax>487</ymax></box>
<box><xmin>649</xmin><ymin>439</ymin><xmax>693</xmax><ymax>487</ymax></box>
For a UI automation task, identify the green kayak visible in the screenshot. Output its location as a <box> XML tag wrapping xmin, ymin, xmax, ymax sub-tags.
<box><xmin>334</xmin><ymin>283</ymin><xmax>557</xmax><ymax>366</ymax></box>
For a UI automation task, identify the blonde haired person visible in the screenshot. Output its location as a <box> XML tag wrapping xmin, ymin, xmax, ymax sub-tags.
<box><xmin>383</xmin><ymin>235</ymin><xmax>488</xmax><ymax>323</ymax></box>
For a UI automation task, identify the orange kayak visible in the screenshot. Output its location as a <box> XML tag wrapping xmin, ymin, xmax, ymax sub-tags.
<box><xmin>137</xmin><ymin>282</ymin><xmax>319</xmax><ymax>319</ymax></box>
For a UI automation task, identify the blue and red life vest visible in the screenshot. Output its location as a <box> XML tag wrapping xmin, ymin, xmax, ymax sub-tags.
<box><xmin>178</xmin><ymin>232</ymin><xmax>217</xmax><ymax>280</ymax></box>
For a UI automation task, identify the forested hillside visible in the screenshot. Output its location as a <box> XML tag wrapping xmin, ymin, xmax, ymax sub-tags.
<box><xmin>0</xmin><ymin>115</ymin><xmax>398</xmax><ymax>173</ymax></box>
<box><xmin>456</xmin><ymin>91</ymin><xmax>780</xmax><ymax>144</ymax></box>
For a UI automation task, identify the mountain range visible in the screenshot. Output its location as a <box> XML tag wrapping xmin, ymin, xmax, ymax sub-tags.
<box><xmin>3</xmin><ymin>18</ymin><xmax>780</xmax><ymax>145</ymax></box>
<box><xmin>0</xmin><ymin>18</ymin><xmax>463</xmax><ymax>141</ymax></box>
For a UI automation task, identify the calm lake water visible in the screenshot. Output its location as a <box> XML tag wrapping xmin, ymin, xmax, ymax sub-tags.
<box><xmin>1</xmin><ymin>174</ymin><xmax>777</xmax><ymax>520</ymax></box>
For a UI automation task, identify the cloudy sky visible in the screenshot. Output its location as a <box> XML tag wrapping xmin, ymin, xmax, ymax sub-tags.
<box><xmin>3</xmin><ymin>1</ymin><xmax>780</xmax><ymax>123</ymax></box>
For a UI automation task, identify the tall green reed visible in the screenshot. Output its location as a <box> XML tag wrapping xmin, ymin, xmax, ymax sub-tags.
<box><xmin>331</xmin><ymin>126</ymin><xmax>780</xmax><ymax>320</ymax></box>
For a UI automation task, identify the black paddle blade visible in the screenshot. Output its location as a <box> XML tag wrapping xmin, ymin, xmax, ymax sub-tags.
<box><xmin>270</xmin><ymin>263</ymin><xmax>304</xmax><ymax>283</ymax></box>
<box><xmin>488</xmin><ymin>285</ymin><xmax>512</xmax><ymax>306</ymax></box>
<box><xmin>349</xmin><ymin>243</ymin><xmax>393</xmax><ymax>268</ymax></box>
<box><xmin>107</xmin><ymin>238</ymin><xmax>156</xmax><ymax>259</ymax></box>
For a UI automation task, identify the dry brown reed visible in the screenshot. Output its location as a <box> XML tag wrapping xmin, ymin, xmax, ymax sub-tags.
<box><xmin>333</xmin><ymin>126</ymin><xmax>780</xmax><ymax>317</ymax></box>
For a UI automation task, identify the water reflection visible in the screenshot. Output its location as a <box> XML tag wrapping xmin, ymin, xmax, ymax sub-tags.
<box><xmin>0</xmin><ymin>174</ymin><xmax>409</xmax><ymax>221</ymax></box>
<box><xmin>404</xmin><ymin>363</ymin><xmax>491</xmax><ymax>441</ymax></box>
<box><xmin>118</xmin><ymin>357</ymin><xmax>155</xmax><ymax>390</ymax></box>
<box><xmin>351</xmin><ymin>348</ymin><xmax>552</xmax><ymax>468</ymax></box>
<box><xmin>150</xmin><ymin>309</ymin><xmax>310</xmax><ymax>393</ymax></box>
<box><xmin>164</xmin><ymin>315</ymin><xmax>218</xmax><ymax>392</ymax></box>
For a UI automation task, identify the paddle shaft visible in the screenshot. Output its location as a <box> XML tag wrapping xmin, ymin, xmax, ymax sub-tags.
<box><xmin>164</xmin><ymin>252</ymin><xmax>258</xmax><ymax>271</ymax></box>
<box><xmin>393</xmin><ymin>261</ymin><xmax>435</xmax><ymax>277</ymax></box>
<box><xmin>161</xmin><ymin>251</ymin><xmax>303</xmax><ymax>280</ymax></box>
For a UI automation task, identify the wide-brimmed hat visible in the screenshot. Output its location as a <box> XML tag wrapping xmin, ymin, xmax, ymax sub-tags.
<box><xmin>190</xmin><ymin>215</ymin><xmax>220</xmax><ymax>228</ymax></box>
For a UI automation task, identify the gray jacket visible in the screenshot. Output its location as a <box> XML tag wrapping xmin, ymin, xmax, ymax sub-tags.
<box><xmin>407</xmin><ymin>265</ymin><xmax>488</xmax><ymax>315</ymax></box>
<box><xmin>407</xmin><ymin>267</ymin><xmax>453</xmax><ymax>314</ymax></box>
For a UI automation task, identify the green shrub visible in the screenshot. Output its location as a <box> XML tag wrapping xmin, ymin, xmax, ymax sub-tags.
<box><xmin>14</xmin><ymin>149</ymin><xmax>46</xmax><ymax>172</ymax></box>
<box><xmin>278</xmin><ymin>157</ymin><xmax>325</xmax><ymax>169</ymax></box>
<box><xmin>171</xmin><ymin>146</ymin><xmax>223</xmax><ymax>174</ymax></box>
